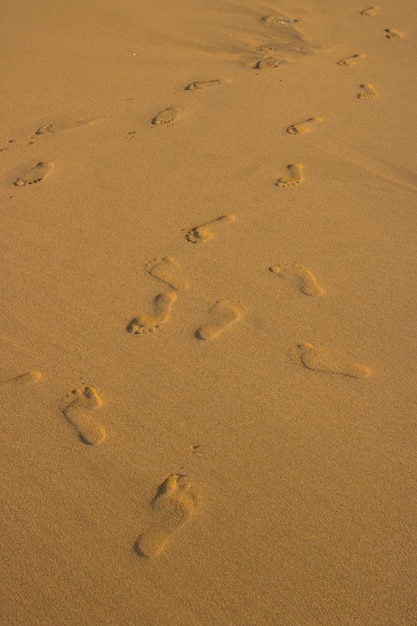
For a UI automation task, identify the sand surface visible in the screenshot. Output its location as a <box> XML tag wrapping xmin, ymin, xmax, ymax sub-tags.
<box><xmin>1</xmin><ymin>0</ymin><xmax>417</xmax><ymax>624</ymax></box>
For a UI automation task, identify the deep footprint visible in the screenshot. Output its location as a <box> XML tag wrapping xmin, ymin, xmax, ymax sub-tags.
<box><xmin>13</xmin><ymin>161</ymin><xmax>54</xmax><ymax>186</ymax></box>
<box><xmin>338</xmin><ymin>54</ymin><xmax>365</xmax><ymax>66</ymax></box>
<box><xmin>269</xmin><ymin>264</ymin><xmax>323</xmax><ymax>296</ymax></box>
<box><xmin>145</xmin><ymin>257</ymin><xmax>189</xmax><ymax>290</ymax></box>
<box><xmin>196</xmin><ymin>300</ymin><xmax>242</xmax><ymax>340</ymax></box>
<box><xmin>275</xmin><ymin>163</ymin><xmax>304</xmax><ymax>188</ymax></box>
<box><xmin>0</xmin><ymin>370</ymin><xmax>42</xmax><ymax>388</ymax></box>
<box><xmin>62</xmin><ymin>386</ymin><xmax>106</xmax><ymax>445</ymax></box>
<box><xmin>286</xmin><ymin>117</ymin><xmax>322</xmax><ymax>135</ymax></box>
<box><xmin>185</xmin><ymin>79</ymin><xmax>229</xmax><ymax>90</ymax></box>
<box><xmin>127</xmin><ymin>292</ymin><xmax>177</xmax><ymax>334</ymax></box>
<box><xmin>357</xmin><ymin>83</ymin><xmax>377</xmax><ymax>99</ymax></box>
<box><xmin>186</xmin><ymin>214</ymin><xmax>236</xmax><ymax>243</ymax></box>
<box><xmin>297</xmin><ymin>343</ymin><xmax>371</xmax><ymax>378</ymax></box>
<box><xmin>135</xmin><ymin>474</ymin><xmax>198</xmax><ymax>558</ymax></box>
<box><xmin>151</xmin><ymin>106</ymin><xmax>182</xmax><ymax>125</ymax></box>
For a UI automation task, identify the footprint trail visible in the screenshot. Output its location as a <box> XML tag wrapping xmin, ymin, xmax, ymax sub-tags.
<box><xmin>127</xmin><ymin>292</ymin><xmax>177</xmax><ymax>334</ymax></box>
<box><xmin>62</xmin><ymin>386</ymin><xmax>106</xmax><ymax>445</ymax></box>
<box><xmin>186</xmin><ymin>215</ymin><xmax>236</xmax><ymax>244</ymax></box>
<box><xmin>135</xmin><ymin>474</ymin><xmax>198</xmax><ymax>558</ymax></box>
<box><xmin>196</xmin><ymin>300</ymin><xmax>242</xmax><ymax>340</ymax></box>
<box><xmin>297</xmin><ymin>343</ymin><xmax>371</xmax><ymax>378</ymax></box>
<box><xmin>275</xmin><ymin>163</ymin><xmax>304</xmax><ymax>188</ymax></box>
<box><xmin>146</xmin><ymin>257</ymin><xmax>189</xmax><ymax>290</ymax></box>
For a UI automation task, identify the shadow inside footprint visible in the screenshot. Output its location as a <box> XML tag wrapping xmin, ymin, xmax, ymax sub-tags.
<box><xmin>13</xmin><ymin>161</ymin><xmax>54</xmax><ymax>186</ymax></box>
<box><xmin>134</xmin><ymin>474</ymin><xmax>198</xmax><ymax>558</ymax></box>
<box><xmin>186</xmin><ymin>215</ymin><xmax>236</xmax><ymax>244</ymax></box>
<box><xmin>127</xmin><ymin>292</ymin><xmax>177</xmax><ymax>335</ymax></box>
<box><xmin>196</xmin><ymin>299</ymin><xmax>242</xmax><ymax>340</ymax></box>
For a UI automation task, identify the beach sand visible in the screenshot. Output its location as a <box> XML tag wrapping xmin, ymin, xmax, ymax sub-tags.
<box><xmin>1</xmin><ymin>0</ymin><xmax>416</xmax><ymax>624</ymax></box>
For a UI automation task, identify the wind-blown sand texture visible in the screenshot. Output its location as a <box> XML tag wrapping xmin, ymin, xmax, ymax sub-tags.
<box><xmin>1</xmin><ymin>0</ymin><xmax>416</xmax><ymax>624</ymax></box>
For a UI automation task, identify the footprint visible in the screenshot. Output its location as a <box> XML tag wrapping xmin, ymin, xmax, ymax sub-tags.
<box><xmin>185</xmin><ymin>79</ymin><xmax>229</xmax><ymax>90</ymax></box>
<box><xmin>196</xmin><ymin>300</ymin><xmax>242</xmax><ymax>340</ymax></box>
<box><xmin>134</xmin><ymin>474</ymin><xmax>198</xmax><ymax>558</ymax></box>
<box><xmin>151</xmin><ymin>106</ymin><xmax>182</xmax><ymax>125</ymax></box>
<box><xmin>286</xmin><ymin>117</ymin><xmax>322</xmax><ymax>135</ymax></box>
<box><xmin>31</xmin><ymin>124</ymin><xmax>54</xmax><ymax>138</ymax></box>
<box><xmin>338</xmin><ymin>54</ymin><xmax>365</xmax><ymax>66</ymax></box>
<box><xmin>186</xmin><ymin>215</ymin><xmax>236</xmax><ymax>244</ymax></box>
<box><xmin>254</xmin><ymin>56</ymin><xmax>280</xmax><ymax>69</ymax></box>
<box><xmin>13</xmin><ymin>161</ymin><xmax>54</xmax><ymax>186</ymax></box>
<box><xmin>270</xmin><ymin>264</ymin><xmax>323</xmax><ymax>296</ymax></box>
<box><xmin>146</xmin><ymin>257</ymin><xmax>189</xmax><ymax>290</ymax></box>
<box><xmin>357</xmin><ymin>83</ymin><xmax>377</xmax><ymax>99</ymax></box>
<box><xmin>262</xmin><ymin>15</ymin><xmax>299</xmax><ymax>25</ymax></box>
<box><xmin>360</xmin><ymin>6</ymin><xmax>379</xmax><ymax>16</ymax></box>
<box><xmin>62</xmin><ymin>386</ymin><xmax>106</xmax><ymax>445</ymax></box>
<box><xmin>297</xmin><ymin>343</ymin><xmax>371</xmax><ymax>378</ymax></box>
<box><xmin>385</xmin><ymin>28</ymin><xmax>404</xmax><ymax>39</ymax></box>
<box><xmin>0</xmin><ymin>370</ymin><xmax>42</xmax><ymax>389</ymax></box>
<box><xmin>275</xmin><ymin>163</ymin><xmax>304</xmax><ymax>188</ymax></box>
<box><xmin>127</xmin><ymin>292</ymin><xmax>177</xmax><ymax>335</ymax></box>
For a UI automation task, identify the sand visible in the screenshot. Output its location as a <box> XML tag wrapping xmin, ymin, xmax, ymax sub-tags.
<box><xmin>1</xmin><ymin>0</ymin><xmax>416</xmax><ymax>624</ymax></box>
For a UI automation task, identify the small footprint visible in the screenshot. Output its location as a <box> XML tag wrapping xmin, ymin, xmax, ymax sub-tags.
<box><xmin>269</xmin><ymin>264</ymin><xmax>323</xmax><ymax>296</ymax></box>
<box><xmin>0</xmin><ymin>370</ymin><xmax>42</xmax><ymax>389</ymax></box>
<box><xmin>262</xmin><ymin>15</ymin><xmax>299</xmax><ymax>25</ymax></box>
<box><xmin>357</xmin><ymin>83</ymin><xmax>377</xmax><ymax>99</ymax></box>
<box><xmin>146</xmin><ymin>257</ymin><xmax>189</xmax><ymax>290</ymax></box>
<box><xmin>196</xmin><ymin>300</ymin><xmax>242</xmax><ymax>340</ymax></box>
<box><xmin>62</xmin><ymin>386</ymin><xmax>106</xmax><ymax>445</ymax></box>
<box><xmin>275</xmin><ymin>163</ymin><xmax>304</xmax><ymax>188</ymax></box>
<box><xmin>151</xmin><ymin>106</ymin><xmax>182</xmax><ymax>125</ymax></box>
<box><xmin>185</xmin><ymin>79</ymin><xmax>229</xmax><ymax>90</ymax></box>
<box><xmin>385</xmin><ymin>28</ymin><xmax>404</xmax><ymax>39</ymax></box>
<box><xmin>186</xmin><ymin>215</ymin><xmax>236</xmax><ymax>244</ymax></box>
<box><xmin>360</xmin><ymin>6</ymin><xmax>379</xmax><ymax>16</ymax></box>
<box><xmin>134</xmin><ymin>474</ymin><xmax>198</xmax><ymax>558</ymax></box>
<box><xmin>286</xmin><ymin>117</ymin><xmax>323</xmax><ymax>135</ymax></box>
<box><xmin>297</xmin><ymin>343</ymin><xmax>371</xmax><ymax>378</ymax></box>
<box><xmin>254</xmin><ymin>56</ymin><xmax>280</xmax><ymax>69</ymax></box>
<box><xmin>338</xmin><ymin>54</ymin><xmax>365</xmax><ymax>66</ymax></box>
<box><xmin>13</xmin><ymin>161</ymin><xmax>54</xmax><ymax>186</ymax></box>
<box><xmin>127</xmin><ymin>292</ymin><xmax>177</xmax><ymax>335</ymax></box>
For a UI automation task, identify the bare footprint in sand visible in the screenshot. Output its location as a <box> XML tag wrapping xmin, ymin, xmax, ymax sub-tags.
<box><xmin>185</xmin><ymin>79</ymin><xmax>229</xmax><ymax>90</ymax></box>
<box><xmin>186</xmin><ymin>215</ymin><xmax>236</xmax><ymax>244</ymax></box>
<box><xmin>269</xmin><ymin>264</ymin><xmax>323</xmax><ymax>296</ymax></box>
<box><xmin>286</xmin><ymin>117</ymin><xmax>322</xmax><ymax>135</ymax></box>
<box><xmin>196</xmin><ymin>300</ymin><xmax>242</xmax><ymax>340</ymax></box>
<box><xmin>385</xmin><ymin>28</ymin><xmax>404</xmax><ymax>39</ymax></box>
<box><xmin>338</xmin><ymin>54</ymin><xmax>366</xmax><ymax>66</ymax></box>
<box><xmin>146</xmin><ymin>257</ymin><xmax>189</xmax><ymax>290</ymax></box>
<box><xmin>127</xmin><ymin>292</ymin><xmax>177</xmax><ymax>335</ymax></box>
<box><xmin>357</xmin><ymin>83</ymin><xmax>377</xmax><ymax>99</ymax></box>
<box><xmin>275</xmin><ymin>163</ymin><xmax>304</xmax><ymax>188</ymax></box>
<box><xmin>151</xmin><ymin>106</ymin><xmax>182</xmax><ymax>125</ymax></box>
<box><xmin>135</xmin><ymin>474</ymin><xmax>198</xmax><ymax>558</ymax></box>
<box><xmin>0</xmin><ymin>370</ymin><xmax>42</xmax><ymax>389</ymax></box>
<box><xmin>361</xmin><ymin>6</ymin><xmax>379</xmax><ymax>16</ymax></box>
<box><xmin>254</xmin><ymin>56</ymin><xmax>280</xmax><ymax>69</ymax></box>
<box><xmin>13</xmin><ymin>161</ymin><xmax>54</xmax><ymax>186</ymax></box>
<box><xmin>262</xmin><ymin>15</ymin><xmax>299</xmax><ymax>25</ymax></box>
<box><xmin>62</xmin><ymin>386</ymin><xmax>106</xmax><ymax>445</ymax></box>
<box><xmin>297</xmin><ymin>343</ymin><xmax>371</xmax><ymax>378</ymax></box>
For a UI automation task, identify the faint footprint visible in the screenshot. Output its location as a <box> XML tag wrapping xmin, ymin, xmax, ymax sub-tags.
<box><xmin>385</xmin><ymin>28</ymin><xmax>404</xmax><ymax>39</ymax></box>
<box><xmin>151</xmin><ymin>106</ymin><xmax>182</xmax><ymax>125</ymax></box>
<box><xmin>185</xmin><ymin>79</ymin><xmax>229</xmax><ymax>90</ymax></box>
<box><xmin>286</xmin><ymin>117</ymin><xmax>323</xmax><ymax>135</ymax></box>
<box><xmin>134</xmin><ymin>474</ymin><xmax>198</xmax><ymax>558</ymax></box>
<box><xmin>186</xmin><ymin>215</ymin><xmax>236</xmax><ymax>244</ymax></box>
<box><xmin>360</xmin><ymin>6</ymin><xmax>379</xmax><ymax>16</ymax></box>
<box><xmin>196</xmin><ymin>300</ymin><xmax>242</xmax><ymax>340</ymax></box>
<box><xmin>269</xmin><ymin>264</ymin><xmax>323</xmax><ymax>296</ymax></box>
<box><xmin>357</xmin><ymin>83</ymin><xmax>377</xmax><ymax>99</ymax></box>
<box><xmin>338</xmin><ymin>54</ymin><xmax>365</xmax><ymax>66</ymax></box>
<box><xmin>0</xmin><ymin>370</ymin><xmax>42</xmax><ymax>389</ymax></box>
<box><xmin>62</xmin><ymin>386</ymin><xmax>106</xmax><ymax>445</ymax></box>
<box><xmin>127</xmin><ymin>292</ymin><xmax>177</xmax><ymax>334</ymax></box>
<box><xmin>13</xmin><ymin>161</ymin><xmax>54</xmax><ymax>186</ymax></box>
<box><xmin>254</xmin><ymin>56</ymin><xmax>280</xmax><ymax>69</ymax></box>
<box><xmin>297</xmin><ymin>343</ymin><xmax>371</xmax><ymax>378</ymax></box>
<box><xmin>262</xmin><ymin>15</ymin><xmax>299</xmax><ymax>25</ymax></box>
<box><xmin>275</xmin><ymin>163</ymin><xmax>304</xmax><ymax>188</ymax></box>
<box><xmin>146</xmin><ymin>257</ymin><xmax>189</xmax><ymax>290</ymax></box>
